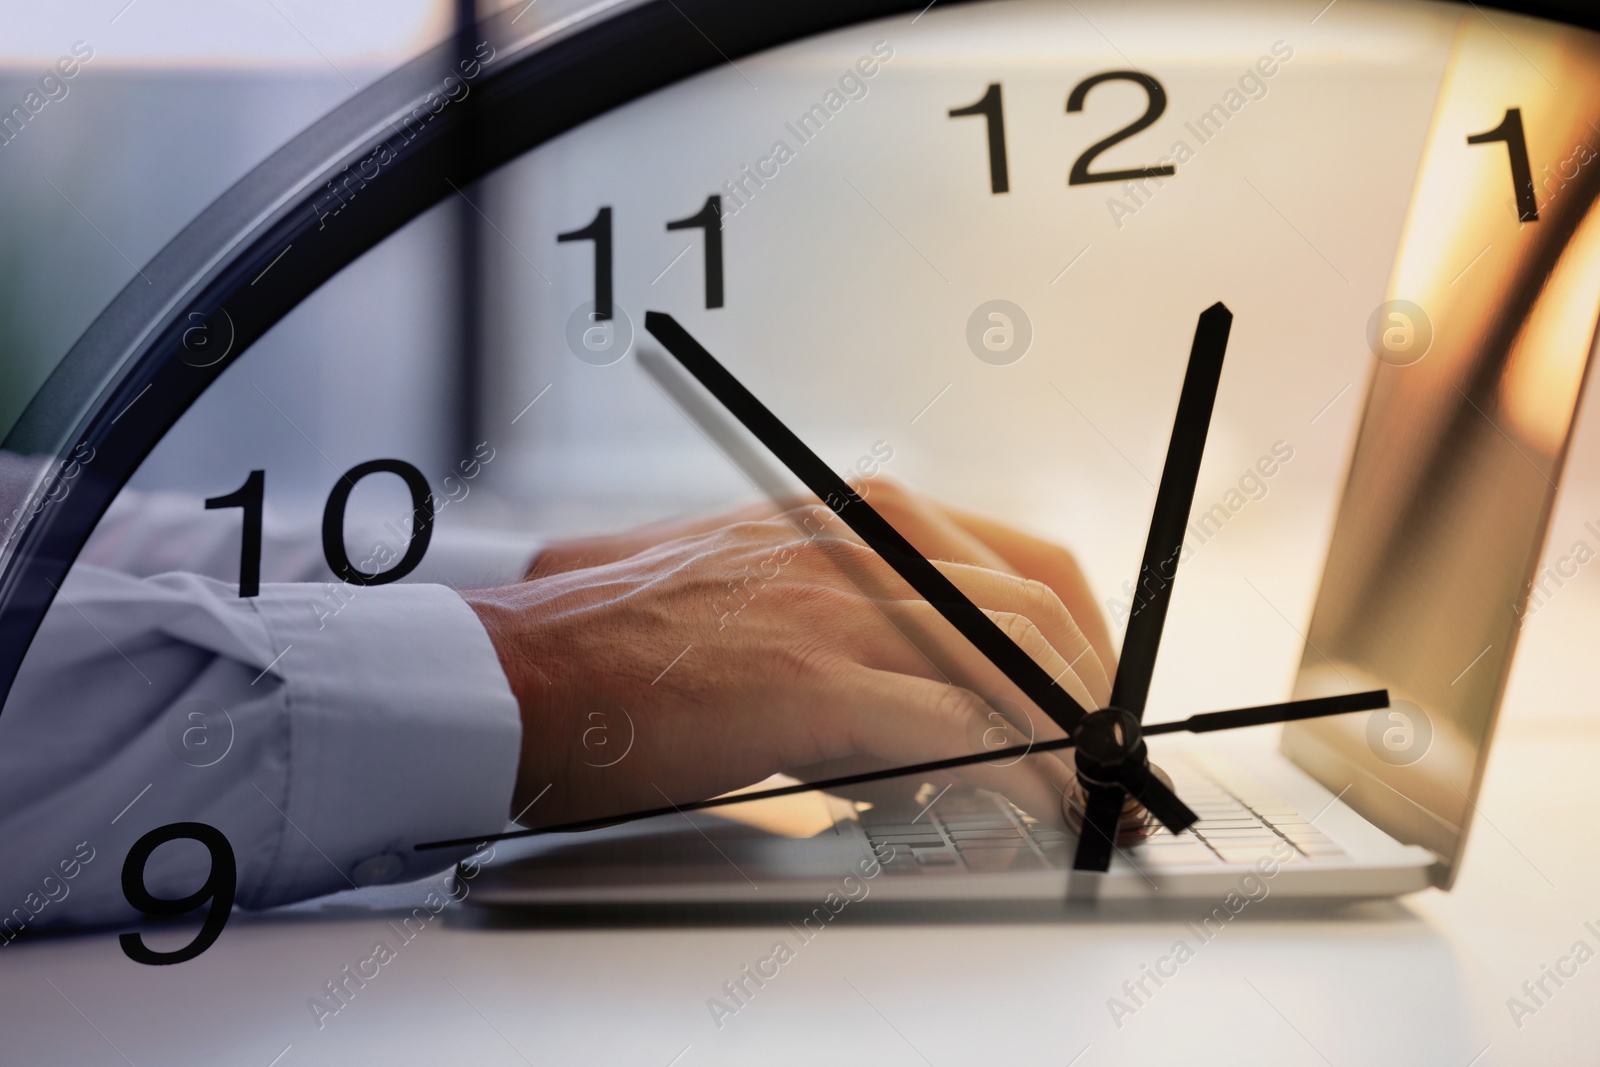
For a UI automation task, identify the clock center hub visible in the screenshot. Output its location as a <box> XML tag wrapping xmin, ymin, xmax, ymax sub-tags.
<box><xmin>1072</xmin><ymin>707</ymin><xmax>1147</xmax><ymax>786</ymax></box>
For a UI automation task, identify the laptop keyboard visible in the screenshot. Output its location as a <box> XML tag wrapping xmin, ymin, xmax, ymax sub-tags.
<box><xmin>857</xmin><ymin>764</ymin><xmax>1349</xmax><ymax>875</ymax></box>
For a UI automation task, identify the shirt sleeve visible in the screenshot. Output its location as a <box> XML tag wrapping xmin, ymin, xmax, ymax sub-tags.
<box><xmin>0</xmin><ymin>563</ymin><xmax>522</xmax><ymax>934</ymax></box>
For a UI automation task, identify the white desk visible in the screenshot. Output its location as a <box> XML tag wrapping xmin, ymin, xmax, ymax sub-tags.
<box><xmin>0</xmin><ymin>709</ymin><xmax>1594</xmax><ymax>1067</ymax></box>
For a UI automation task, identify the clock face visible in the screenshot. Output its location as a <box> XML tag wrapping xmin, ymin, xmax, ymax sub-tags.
<box><xmin>1</xmin><ymin>0</ymin><xmax>1598</xmax><ymax>1059</ymax></box>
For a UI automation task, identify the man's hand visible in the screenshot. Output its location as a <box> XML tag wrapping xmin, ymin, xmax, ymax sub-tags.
<box><xmin>527</xmin><ymin>479</ymin><xmax>1116</xmax><ymax>673</ymax></box>
<box><xmin>467</xmin><ymin>482</ymin><xmax>1151</xmax><ymax>842</ymax></box>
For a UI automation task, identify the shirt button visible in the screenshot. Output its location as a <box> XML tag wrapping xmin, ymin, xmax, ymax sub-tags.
<box><xmin>350</xmin><ymin>852</ymin><xmax>405</xmax><ymax>886</ymax></box>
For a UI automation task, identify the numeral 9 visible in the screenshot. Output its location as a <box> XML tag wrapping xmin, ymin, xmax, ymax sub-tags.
<box><xmin>119</xmin><ymin>822</ymin><xmax>236</xmax><ymax>966</ymax></box>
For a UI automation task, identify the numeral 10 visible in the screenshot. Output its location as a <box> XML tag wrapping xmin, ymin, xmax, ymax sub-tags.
<box><xmin>207</xmin><ymin>459</ymin><xmax>435</xmax><ymax>597</ymax></box>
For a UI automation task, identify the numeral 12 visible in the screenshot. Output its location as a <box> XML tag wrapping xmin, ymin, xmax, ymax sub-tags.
<box><xmin>948</xmin><ymin>71</ymin><xmax>1176</xmax><ymax>194</ymax></box>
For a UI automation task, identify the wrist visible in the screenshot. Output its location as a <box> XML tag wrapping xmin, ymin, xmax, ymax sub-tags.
<box><xmin>464</xmin><ymin>587</ymin><xmax>538</xmax><ymax>697</ymax></box>
<box><xmin>461</xmin><ymin>585</ymin><xmax>564</xmax><ymax>821</ymax></box>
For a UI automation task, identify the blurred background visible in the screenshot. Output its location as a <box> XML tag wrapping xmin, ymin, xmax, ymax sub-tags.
<box><xmin>0</xmin><ymin>0</ymin><xmax>515</xmax><ymax>494</ymax></box>
<box><xmin>0</xmin><ymin>0</ymin><xmax>439</xmax><ymax>433</ymax></box>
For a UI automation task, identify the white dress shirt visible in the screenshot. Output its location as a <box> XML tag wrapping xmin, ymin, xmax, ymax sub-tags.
<box><xmin>0</xmin><ymin>477</ymin><xmax>539</xmax><ymax>936</ymax></box>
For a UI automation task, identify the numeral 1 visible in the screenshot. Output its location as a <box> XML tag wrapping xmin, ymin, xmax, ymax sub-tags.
<box><xmin>205</xmin><ymin>469</ymin><xmax>264</xmax><ymax>598</ymax></box>
<box><xmin>665</xmin><ymin>196</ymin><xmax>725</xmax><ymax>308</ymax></box>
<box><xmin>949</xmin><ymin>83</ymin><xmax>1010</xmax><ymax>194</ymax></box>
<box><xmin>558</xmin><ymin>206</ymin><xmax>614</xmax><ymax>319</ymax></box>
<box><xmin>1467</xmin><ymin>108</ymin><xmax>1539</xmax><ymax>222</ymax></box>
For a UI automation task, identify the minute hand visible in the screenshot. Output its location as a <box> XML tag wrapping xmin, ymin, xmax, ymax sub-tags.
<box><xmin>644</xmin><ymin>311</ymin><xmax>1090</xmax><ymax>736</ymax></box>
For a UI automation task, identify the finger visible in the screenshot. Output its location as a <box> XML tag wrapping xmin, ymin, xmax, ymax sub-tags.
<box><xmin>844</xmin><ymin>476</ymin><xmax>1019</xmax><ymax>578</ymax></box>
<box><xmin>753</xmin><ymin>489</ymin><xmax>1024</xmax><ymax>607</ymax></box>
<box><xmin>933</xmin><ymin>559</ymin><xmax>1110</xmax><ymax>708</ymax></box>
<box><xmin>732</xmin><ymin>509</ymin><xmax>1110</xmax><ymax>710</ymax></box>
<box><xmin>938</xmin><ymin>504</ymin><xmax>1117</xmax><ymax>676</ymax></box>
<box><xmin>813</xmin><ymin>665</ymin><xmax>1077</xmax><ymax>831</ymax></box>
<box><xmin>865</xmin><ymin>600</ymin><xmax>1099</xmax><ymax>749</ymax></box>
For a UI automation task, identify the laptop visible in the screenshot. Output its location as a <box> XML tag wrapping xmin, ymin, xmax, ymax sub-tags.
<box><xmin>463</xmin><ymin>266</ymin><xmax>1596</xmax><ymax>909</ymax></box>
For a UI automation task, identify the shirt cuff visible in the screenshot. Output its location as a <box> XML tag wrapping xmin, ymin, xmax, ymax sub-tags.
<box><xmin>249</xmin><ymin>582</ymin><xmax>521</xmax><ymax>905</ymax></box>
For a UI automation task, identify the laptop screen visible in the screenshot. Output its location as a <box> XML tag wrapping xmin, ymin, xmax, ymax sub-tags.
<box><xmin>1281</xmin><ymin>15</ymin><xmax>1600</xmax><ymax>888</ymax></box>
